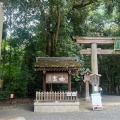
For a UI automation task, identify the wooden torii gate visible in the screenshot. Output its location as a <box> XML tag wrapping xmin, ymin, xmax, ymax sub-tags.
<box><xmin>73</xmin><ymin>37</ymin><xmax>120</xmax><ymax>92</ymax></box>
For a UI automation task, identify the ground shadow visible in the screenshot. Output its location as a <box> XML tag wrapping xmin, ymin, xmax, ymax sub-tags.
<box><xmin>17</xmin><ymin>104</ymin><xmax>34</xmax><ymax>112</ymax></box>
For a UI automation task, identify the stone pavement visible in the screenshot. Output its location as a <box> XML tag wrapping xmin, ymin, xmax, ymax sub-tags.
<box><xmin>0</xmin><ymin>95</ymin><xmax>120</xmax><ymax>120</ymax></box>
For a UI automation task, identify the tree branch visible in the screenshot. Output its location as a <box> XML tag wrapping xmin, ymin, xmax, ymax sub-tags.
<box><xmin>73</xmin><ymin>0</ymin><xmax>94</xmax><ymax>9</ymax></box>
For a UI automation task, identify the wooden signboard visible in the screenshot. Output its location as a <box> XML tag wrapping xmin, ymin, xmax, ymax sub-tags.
<box><xmin>90</xmin><ymin>74</ymin><xmax>100</xmax><ymax>85</ymax></box>
<box><xmin>46</xmin><ymin>72</ymin><xmax>68</xmax><ymax>84</ymax></box>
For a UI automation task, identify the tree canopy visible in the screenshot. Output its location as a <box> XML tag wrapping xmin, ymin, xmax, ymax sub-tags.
<box><xmin>0</xmin><ymin>0</ymin><xmax>120</xmax><ymax>98</ymax></box>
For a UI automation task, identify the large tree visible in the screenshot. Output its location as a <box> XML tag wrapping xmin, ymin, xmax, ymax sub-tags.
<box><xmin>0</xmin><ymin>0</ymin><xmax>119</xmax><ymax>97</ymax></box>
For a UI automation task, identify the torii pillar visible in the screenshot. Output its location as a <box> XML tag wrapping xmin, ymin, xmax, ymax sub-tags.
<box><xmin>91</xmin><ymin>43</ymin><xmax>98</xmax><ymax>74</ymax></box>
<box><xmin>91</xmin><ymin>43</ymin><xmax>98</xmax><ymax>92</ymax></box>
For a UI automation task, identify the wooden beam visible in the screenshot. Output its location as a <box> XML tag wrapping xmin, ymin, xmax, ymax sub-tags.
<box><xmin>73</xmin><ymin>36</ymin><xmax>115</xmax><ymax>40</ymax></box>
<box><xmin>79</xmin><ymin>48</ymin><xmax>120</xmax><ymax>54</ymax></box>
<box><xmin>73</xmin><ymin>36</ymin><xmax>120</xmax><ymax>44</ymax></box>
<box><xmin>68</xmin><ymin>73</ymin><xmax>71</xmax><ymax>92</ymax></box>
<box><xmin>76</xmin><ymin>40</ymin><xmax>114</xmax><ymax>44</ymax></box>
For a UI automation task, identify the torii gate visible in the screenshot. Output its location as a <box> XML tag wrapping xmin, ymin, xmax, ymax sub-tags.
<box><xmin>73</xmin><ymin>37</ymin><xmax>120</xmax><ymax>92</ymax></box>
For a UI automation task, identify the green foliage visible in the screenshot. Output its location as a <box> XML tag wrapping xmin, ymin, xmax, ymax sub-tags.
<box><xmin>0</xmin><ymin>0</ymin><xmax>119</xmax><ymax>97</ymax></box>
<box><xmin>0</xmin><ymin>90</ymin><xmax>10</xmax><ymax>100</ymax></box>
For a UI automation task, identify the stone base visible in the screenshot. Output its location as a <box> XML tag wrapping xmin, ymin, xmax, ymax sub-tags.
<box><xmin>34</xmin><ymin>101</ymin><xmax>80</xmax><ymax>112</ymax></box>
<box><xmin>85</xmin><ymin>97</ymin><xmax>91</xmax><ymax>101</ymax></box>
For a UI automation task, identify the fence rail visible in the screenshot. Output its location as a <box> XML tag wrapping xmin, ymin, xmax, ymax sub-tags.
<box><xmin>35</xmin><ymin>91</ymin><xmax>78</xmax><ymax>102</ymax></box>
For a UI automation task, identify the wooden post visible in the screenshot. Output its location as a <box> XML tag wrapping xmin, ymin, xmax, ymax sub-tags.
<box><xmin>68</xmin><ymin>72</ymin><xmax>71</xmax><ymax>92</ymax></box>
<box><xmin>43</xmin><ymin>71</ymin><xmax>46</xmax><ymax>92</ymax></box>
<box><xmin>50</xmin><ymin>84</ymin><xmax>52</xmax><ymax>91</ymax></box>
<box><xmin>91</xmin><ymin>43</ymin><xmax>98</xmax><ymax>74</ymax></box>
<box><xmin>43</xmin><ymin>77</ymin><xmax>46</xmax><ymax>92</ymax></box>
<box><xmin>91</xmin><ymin>43</ymin><xmax>99</xmax><ymax>92</ymax></box>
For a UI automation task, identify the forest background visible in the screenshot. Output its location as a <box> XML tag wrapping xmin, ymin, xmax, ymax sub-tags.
<box><xmin>0</xmin><ymin>0</ymin><xmax>120</xmax><ymax>99</ymax></box>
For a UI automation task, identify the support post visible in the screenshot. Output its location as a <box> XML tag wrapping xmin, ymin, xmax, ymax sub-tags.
<box><xmin>91</xmin><ymin>43</ymin><xmax>98</xmax><ymax>74</ymax></box>
<box><xmin>85</xmin><ymin>81</ymin><xmax>90</xmax><ymax>101</ymax></box>
<box><xmin>43</xmin><ymin>71</ymin><xmax>46</xmax><ymax>92</ymax></box>
<box><xmin>68</xmin><ymin>72</ymin><xmax>71</xmax><ymax>92</ymax></box>
<box><xmin>43</xmin><ymin>76</ymin><xmax>46</xmax><ymax>92</ymax></box>
<box><xmin>91</xmin><ymin>43</ymin><xmax>98</xmax><ymax>92</ymax></box>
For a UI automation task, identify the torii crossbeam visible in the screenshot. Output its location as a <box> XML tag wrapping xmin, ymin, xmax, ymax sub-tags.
<box><xmin>80</xmin><ymin>48</ymin><xmax>120</xmax><ymax>54</ymax></box>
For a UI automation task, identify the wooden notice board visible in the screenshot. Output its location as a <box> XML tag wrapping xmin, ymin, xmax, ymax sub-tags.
<box><xmin>46</xmin><ymin>72</ymin><xmax>68</xmax><ymax>84</ymax></box>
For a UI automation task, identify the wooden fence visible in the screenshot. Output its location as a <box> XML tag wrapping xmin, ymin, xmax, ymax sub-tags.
<box><xmin>35</xmin><ymin>91</ymin><xmax>78</xmax><ymax>102</ymax></box>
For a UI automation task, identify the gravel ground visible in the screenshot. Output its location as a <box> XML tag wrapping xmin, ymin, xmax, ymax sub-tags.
<box><xmin>0</xmin><ymin>95</ymin><xmax>120</xmax><ymax>120</ymax></box>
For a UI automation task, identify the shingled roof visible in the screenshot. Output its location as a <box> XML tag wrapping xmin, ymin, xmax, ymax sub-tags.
<box><xmin>33</xmin><ymin>57</ymin><xmax>80</xmax><ymax>72</ymax></box>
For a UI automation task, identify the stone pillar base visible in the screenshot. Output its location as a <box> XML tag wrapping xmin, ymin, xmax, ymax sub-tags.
<box><xmin>85</xmin><ymin>97</ymin><xmax>91</xmax><ymax>101</ymax></box>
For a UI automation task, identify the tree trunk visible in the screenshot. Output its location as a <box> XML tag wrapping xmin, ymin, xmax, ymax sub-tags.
<box><xmin>53</xmin><ymin>5</ymin><xmax>61</xmax><ymax>56</ymax></box>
